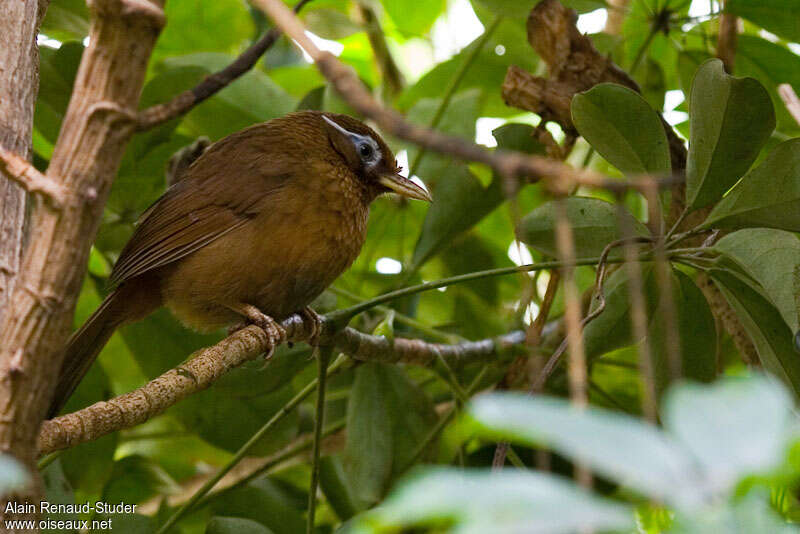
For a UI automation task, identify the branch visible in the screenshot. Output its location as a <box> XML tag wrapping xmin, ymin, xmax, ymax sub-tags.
<box><xmin>716</xmin><ymin>8</ymin><xmax>738</xmax><ymax>73</ymax></box>
<box><xmin>249</xmin><ymin>0</ymin><xmax>678</xmax><ymax>197</ymax></box>
<box><xmin>0</xmin><ymin>0</ymin><xmax>165</xmax><ymax>512</ymax></box>
<box><xmin>503</xmin><ymin>0</ymin><xmax>686</xmax><ymax>172</ymax></box>
<box><xmin>135</xmin><ymin>0</ymin><xmax>314</xmax><ymax>131</ymax></box>
<box><xmin>0</xmin><ymin>146</ymin><xmax>68</xmax><ymax>207</ymax></box>
<box><xmin>38</xmin><ymin>314</ymin><xmax>524</xmax><ymax>454</ymax></box>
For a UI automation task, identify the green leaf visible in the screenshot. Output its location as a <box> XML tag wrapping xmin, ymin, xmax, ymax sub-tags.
<box><xmin>101</xmin><ymin>455</ymin><xmax>179</xmax><ymax>505</ymax></box>
<box><xmin>650</xmin><ymin>270</ymin><xmax>717</xmax><ymax>401</ymax></box>
<box><xmin>42</xmin><ymin>460</ymin><xmax>78</xmax><ymax>533</ymax></box>
<box><xmin>673</xmin><ymin>492</ymin><xmax>800</xmax><ymax>534</ymax></box>
<box><xmin>319</xmin><ymin>456</ymin><xmax>364</xmax><ymax>522</ymax></box>
<box><xmin>713</xmin><ymin>228</ymin><xmax>800</xmax><ymax>331</ymax></box>
<box><xmin>383</xmin><ymin>0</ymin><xmax>445</xmax><ymax>36</ymax></box>
<box><xmin>583</xmin><ymin>264</ymin><xmax>660</xmax><ymax>359</ymax></box>
<box><xmin>150</xmin><ymin>0</ymin><xmax>255</xmax><ymax>67</ymax></box>
<box><xmin>466</xmin><ymin>393</ymin><xmax>698</xmax><ymax>506</ymax></box>
<box><xmin>361</xmin><ymin>468</ymin><xmax>634</xmax><ymax>534</ymax></box>
<box><xmin>663</xmin><ymin>375</ymin><xmax>793</xmax><ymax>495</ymax></box>
<box><xmin>710</xmin><ymin>270</ymin><xmax>800</xmax><ymax>398</ymax></box>
<box><xmin>517</xmin><ymin>197</ymin><xmax>650</xmax><ymax>260</ymax></box>
<box><xmin>701</xmin><ymin>139</ymin><xmax>800</xmax><ymax>231</ymax></box>
<box><xmin>206</xmin><ymin>517</ymin><xmax>275</xmax><ymax>534</ymax></box>
<box><xmin>737</xmin><ymin>35</ymin><xmax>800</xmax><ymax>133</ymax></box>
<box><xmin>411</xmin><ymin>163</ymin><xmax>502</xmax><ymax>269</ymax></box>
<box><xmin>571</xmin><ymin>83</ymin><xmax>671</xmax><ymax>175</ymax></box>
<box><xmin>160</xmin><ymin>54</ymin><xmax>297</xmax><ymax>140</ymax></box>
<box><xmin>344</xmin><ymin>362</ymin><xmax>438</xmax><ymax>504</ymax></box>
<box><xmin>35</xmin><ymin>42</ymin><xmax>83</xmax><ymax>145</ymax></box>
<box><xmin>726</xmin><ymin>0</ymin><xmax>800</xmax><ymax>42</ymax></box>
<box><xmin>210</xmin><ymin>479</ymin><xmax>306</xmax><ymax>534</ymax></box>
<box><xmin>40</xmin><ymin>0</ymin><xmax>89</xmax><ymax>41</ymax></box>
<box><xmin>685</xmin><ymin>59</ymin><xmax>775</xmax><ymax>209</ymax></box>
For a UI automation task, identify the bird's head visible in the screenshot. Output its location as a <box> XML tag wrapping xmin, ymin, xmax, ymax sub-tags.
<box><xmin>319</xmin><ymin>113</ymin><xmax>432</xmax><ymax>203</ymax></box>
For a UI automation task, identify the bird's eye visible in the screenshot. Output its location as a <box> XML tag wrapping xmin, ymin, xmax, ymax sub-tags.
<box><xmin>359</xmin><ymin>143</ymin><xmax>373</xmax><ymax>159</ymax></box>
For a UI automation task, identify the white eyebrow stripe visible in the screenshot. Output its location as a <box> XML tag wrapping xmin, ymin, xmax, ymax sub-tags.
<box><xmin>323</xmin><ymin>115</ymin><xmax>382</xmax><ymax>167</ymax></box>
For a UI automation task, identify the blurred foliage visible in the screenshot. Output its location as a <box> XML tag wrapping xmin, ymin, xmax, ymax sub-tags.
<box><xmin>33</xmin><ymin>0</ymin><xmax>800</xmax><ymax>532</ymax></box>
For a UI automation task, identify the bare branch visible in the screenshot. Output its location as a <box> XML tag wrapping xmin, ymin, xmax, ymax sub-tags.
<box><xmin>0</xmin><ymin>146</ymin><xmax>68</xmax><ymax>207</ymax></box>
<box><xmin>717</xmin><ymin>8</ymin><xmax>739</xmax><ymax>73</ymax></box>
<box><xmin>38</xmin><ymin>314</ymin><xmax>524</xmax><ymax>454</ymax></box>
<box><xmin>249</xmin><ymin>0</ymin><xmax>679</xmax><ymax>196</ymax></box>
<box><xmin>136</xmin><ymin>0</ymin><xmax>314</xmax><ymax>131</ymax></box>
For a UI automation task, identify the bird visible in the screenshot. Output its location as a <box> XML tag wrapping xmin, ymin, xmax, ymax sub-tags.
<box><xmin>50</xmin><ymin>111</ymin><xmax>431</xmax><ymax>417</ymax></box>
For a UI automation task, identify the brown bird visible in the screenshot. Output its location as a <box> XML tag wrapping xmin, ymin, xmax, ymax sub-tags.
<box><xmin>51</xmin><ymin>111</ymin><xmax>431</xmax><ymax>417</ymax></box>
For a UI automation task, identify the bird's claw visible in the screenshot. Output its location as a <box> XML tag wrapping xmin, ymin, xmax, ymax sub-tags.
<box><xmin>232</xmin><ymin>306</ymin><xmax>287</xmax><ymax>360</ymax></box>
<box><xmin>299</xmin><ymin>306</ymin><xmax>323</xmax><ymax>346</ymax></box>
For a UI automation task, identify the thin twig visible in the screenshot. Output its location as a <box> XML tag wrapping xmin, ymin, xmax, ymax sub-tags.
<box><xmin>716</xmin><ymin>4</ymin><xmax>738</xmax><ymax>73</ymax></box>
<box><xmin>250</xmin><ymin>0</ymin><xmax>681</xmax><ymax>196</ymax></box>
<box><xmin>618</xmin><ymin>204</ymin><xmax>658</xmax><ymax>422</ymax></box>
<box><xmin>136</xmin><ymin>0</ymin><xmax>314</xmax><ymax>131</ymax></box>
<box><xmin>307</xmin><ymin>346</ymin><xmax>332</xmax><ymax>534</ymax></box>
<box><xmin>553</xmin><ymin>199</ymin><xmax>591</xmax><ymax>488</ymax></box>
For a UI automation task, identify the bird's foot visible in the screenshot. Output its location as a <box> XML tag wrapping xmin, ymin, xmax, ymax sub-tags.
<box><xmin>230</xmin><ymin>305</ymin><xmax>287</xmax><ymax>359</ymax></box>
<box><xmin>299</xmin><ymin>306</ymin><xmax>324</xmax><ymax>346</ymax></box>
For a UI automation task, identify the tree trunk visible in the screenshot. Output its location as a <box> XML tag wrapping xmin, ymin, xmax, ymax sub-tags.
<box><xmin>0</xmin><ymin>0</ymin><xmax>48</xmax><ymax>325</ymax></box>
<box><xmin>0</xmin><ymin>0</ymin><xmax>164</xmax><ymax>529</ymax></box>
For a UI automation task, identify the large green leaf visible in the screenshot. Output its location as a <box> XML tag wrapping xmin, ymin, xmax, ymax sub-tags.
<box><xmin>650</xmin><ymin>270</ymin><xmax>717</xmax><ymax>400</ymax></box>
<box><xmin>685</xmin><ymin>59</ymin><xmax>775</xmax><ymax>209</ymax></box>
<box><xmin>150</xmin><ymin>0</ymin><xmax>255</xmax><ymax>67</ymax></box>
<box><xmin>209</xmin><ymin>479</ymin><xmax>305</xmax><ymax>534</ymax></box>
<box><xmin>711</xmin><ymin>270</ymin><xmax>800</xmax><ymax>398</ymax></box>
<box><xmin>383</xmin><ymin>0</ymin><xmax>445</xmax><ymax>36</ymax></box>
<box><xmin>40</xmin><ymin>0</ymin><xmax>89</xmax><ymax>41</ymax></box>
<box><xmin>701</xmin><ymin>139</ymin><xmax>800</xmax><ymax>231</ymax></box>
<box><xmin>35</xmin><ymin>42</ymin><xmax>83</xmax><ymax>145</ymax></box>
<box><xmin>517</xmin><ymin>197</ymin><xmax>650</xmax><ymax>260</ymax></box>
<box><xmin>583</xmin><ymin>264</ymin><xmax>660</xmax><ymax>360</ymax></box>
<box><xmin>713</xmin><ymin>228</ymin><xmax>800</xmax><ymax>331</ymax></box>
<box><xmin>663</xmin><ymin>375</ymin><xmax>793</xmax><ymax>495</ymax></box>
<box><xmin>726</xmin><ymin>0</ymin><xmax>800</xmax><ymax>42</ymax></box>
<box><xmin>42</xmin><ymin>460</ymin><xmax>78</xmax><ymax>532</ymax></box>
<box><xmin>359</xmin><ymin>468</ymin><xmax>634</xmax><ymax>534</ymax></box>
<box><xmin>411</xmin><ymin>123</ymin><xmax>544</xmax><ymax>270</ymax></box>
<box><xmin>344</xmin><ymin>362</ymin><xmax>438</xmax><ymax>504</ymax></box>
<box><xmin>161</xmin><ymin>54</ymin><xmax>296</xmax><ymax>140</ymax></box>
<box><xmin>571</xmin><ymin>83</ymin><xmax>671</xmax><ymax>175</ymax></box>
<box><xmin>466</xmin><ymin>393</ymin><xmax>698</xmax><ymax>506</ymax></box>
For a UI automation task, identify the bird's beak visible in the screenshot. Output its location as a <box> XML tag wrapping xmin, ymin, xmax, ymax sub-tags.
<box><xmin>378</xmin><ymin>172</ymin><xmax>432</xmax><ymax>202</ymax></box>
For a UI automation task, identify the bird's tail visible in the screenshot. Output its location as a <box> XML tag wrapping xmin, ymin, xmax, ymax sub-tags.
<box><xmin>48</xmin><ymin>291</ymin><xmax>123</xmax><ymax>418</ymax></box>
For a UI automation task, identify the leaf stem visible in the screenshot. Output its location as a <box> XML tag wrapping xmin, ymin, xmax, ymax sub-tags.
<box><xmin>307</xmin><ymin>346</ymin><xmax>333</xmax><ymax>534</ymax></box>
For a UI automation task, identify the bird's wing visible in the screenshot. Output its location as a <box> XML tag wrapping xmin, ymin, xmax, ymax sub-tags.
<box><xmin>109</xmin><ymin>171</ymin><xmax>284</xmax><ymax>286</ymax></box>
